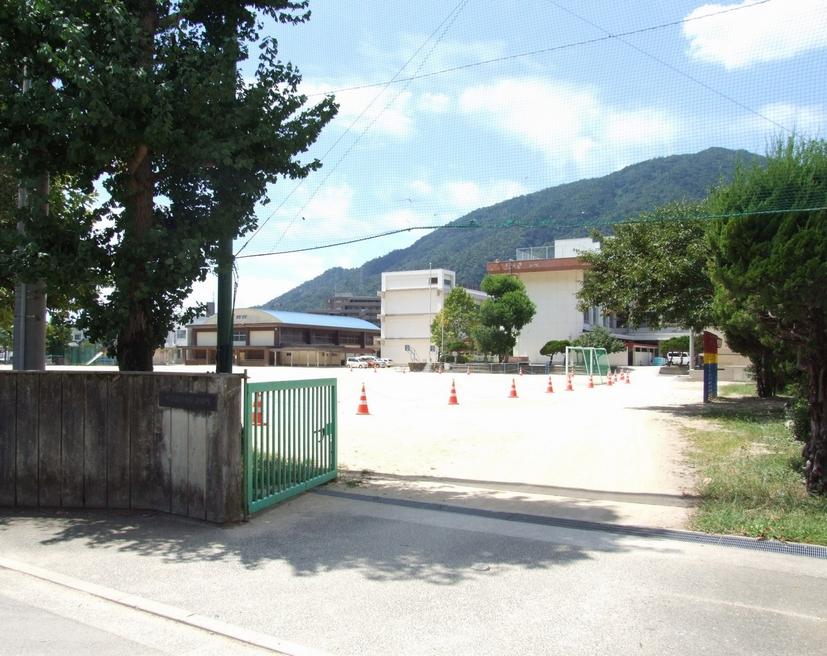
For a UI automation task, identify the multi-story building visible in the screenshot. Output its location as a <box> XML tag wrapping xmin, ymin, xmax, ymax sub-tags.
<box><xmin>486</xmin><ymin>238</ymin><xmax>688</xmax><ymax>366</ymax></box>
<box><xmin>325</xmin><ymin>294</ymin><xmax>381</xmax><ymax>321</ymax></box>
<box><xmin>378</xmin><ymin>269</ymin><xmax>486</xmax><ymax>365</ymax></box>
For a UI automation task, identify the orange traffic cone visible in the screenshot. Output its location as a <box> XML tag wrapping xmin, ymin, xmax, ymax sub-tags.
<box><xmin>619</xmin><ymin>372</ymin><xmax>625</xmax><ymax>383</ymax></box>
<box><xmin>607</xmin><ymin>374</ymin><xmax>613</xmax><ymax>387</ymax></box>
<box><xmin>546</xmin><ymin>376</ymin><xmax>554</xmax><ymax>393</ymax></box>
<box><xmin>253</xmin><ymin>393</ymin><xmax>265</xmax><ymax>426</ymax></box>
<box><xmin>587</xmin><ymin>375</ymin><xmax>594</xmax><ymax>389</ymax></box>
<box><xmin>356</xmin><ymin>384</ymin><xmax>370</xmax><ymax>415</ymax></box>
<box><xmin>625</xmin><ymin>372</ymin><xmax>631</xmax><ymax>384</ymax></box>
<box><xmin>448</xmin><ymin>380</ymin><xmax>459</xmax><ymax>405</ymax></box>
<box><xmin>565</xmin><ymin>375</ymin><xmax>574</xmax><ymax>392</ymax></box>
<box><xmin>509</xmin><ymin>378</ymin><xmax>518</xmax><ymax>398</ymax></box>
<box><xmin>519</xmin><ymin>367</ymin><xmax>524</xmax><ymax>376</ymax></box>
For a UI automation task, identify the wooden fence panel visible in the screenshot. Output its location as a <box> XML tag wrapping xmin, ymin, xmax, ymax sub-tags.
<box><xmin>15</xmin><ymin>374</ymin><xmax>39</xmax><ymax>506</ymax></box>
<box><xmin>0</xmin><ymin>375</ymin><xmax>16</xmax><ymax>506</ymax></box>
<box><xmin>0</xmin><ymin>371</ymin><xmax>243</xmax><ymax>522</ymax></box>
<box><xmin>107</xmin><ymin>374</ymin><xmax>131</xmax><ymax>508</ymax></box>
<box><xmin>84</xmin><ymin>375</ymin><xmax>108</xmax><ymax>507</ymax></box>
<box><xmin>38</xmin><ymin>373</ymin><xmax>62</xmax><ymax>507</ymax></box>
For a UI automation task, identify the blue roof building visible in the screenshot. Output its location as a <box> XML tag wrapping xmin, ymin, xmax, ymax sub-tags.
<box><xmin>186</xmin><ymin>308</ymin><xmax>379</xmax><ymax>367</ymax></box>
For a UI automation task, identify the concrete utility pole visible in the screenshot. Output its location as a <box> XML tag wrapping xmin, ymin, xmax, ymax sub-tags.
<box><xmin>215</xmin><ymin>231</ymin><xmax>233</xmax><ymax>374</ymax></box>
<box><xmin>13</xmin><ymin>174</ymin><xmax>48</xmax><ymax>371</ymax></box>
<box><xmin>12</xmin><ymin>73</ymin><xmax>47</xmax><ymax>371</ymax></box>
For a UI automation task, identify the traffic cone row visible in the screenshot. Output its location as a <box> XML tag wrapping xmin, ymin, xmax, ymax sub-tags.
<box><xmin>356</xmin><ymin>371</ymin><xmax>634</xmax><ymax>414</ymax></box>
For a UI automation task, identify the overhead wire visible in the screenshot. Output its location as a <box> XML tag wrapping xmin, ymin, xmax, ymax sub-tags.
<box><xmin>236</xmin><ymin>204</ymin><xmax>827</xmax><ymax>259</ymax></box>
<box><xmin>539</xmin><ymin>0</ymin><xmax>791</xmax><ymax>134</ymax></box>
<box><xmin>234</xmin><ymin>0</ymin><xmax>472</xmax><ymax>258</ymax></box>
<box><xmin>235</xmin><ymin>0</ymin><xmax>785</xmax><ymax>260</ymax></box>
<box><xmin>305</xmin><ymin>0</ymin><xmax>773</xmax><ymax>97</ymax></box>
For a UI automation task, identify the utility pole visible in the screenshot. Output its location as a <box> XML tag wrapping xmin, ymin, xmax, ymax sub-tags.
<box><xmin>12</xmin><ymin>75</ymin><xmax>47</xmax><ymax>371</ymax></box>
<box><xmin>215</xmin><ymin>229</ymin><xmax>233</xmax><ymax>374</ymax></box>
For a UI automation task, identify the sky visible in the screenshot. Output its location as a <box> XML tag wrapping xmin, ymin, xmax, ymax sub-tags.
<box><xmin>189</xmin><ymin>0</ymin><xmax>827</xmax><ymax>309</ymax></box>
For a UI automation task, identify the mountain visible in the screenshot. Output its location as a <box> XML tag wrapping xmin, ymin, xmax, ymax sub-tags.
<box><xmin>261</xmin><ymin>147</ymin><xmax>762</xmax><ymax>312</ymax></box>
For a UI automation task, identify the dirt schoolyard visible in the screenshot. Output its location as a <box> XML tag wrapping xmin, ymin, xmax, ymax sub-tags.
<box><xmin>233</xmin><ymin>363</ymin><xmax>700</xmax><ymax>528</ymax></box>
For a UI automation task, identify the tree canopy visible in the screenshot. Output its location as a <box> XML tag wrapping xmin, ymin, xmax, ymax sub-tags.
<box><xmin>572</xmin><ymin>326</ymin><xmax>625</xmax><ymax>354</ymax></box>
<box><xmin>472</xmin><ymin>274</ymin><xmax>535</xmax><ymax>361</ymax></box>
<box><xmin>430</xmin><ymin>287</ymin><xmax>480</xmax><ymax>360</ymax></box>
<box><xmin>0</xmin><ymin>1</ymin><xmax>337</xmax><ymax>370</ymax></box>
<box><xmin>540</xmin><ymin>339</ymin><xmax>570</xmax><ymax>362</ymax></box>
<box><xmin>577</xmin><ymin>201</ymin><xmax>714</xmax><ymax>332</ymax></box>
<box><xmin>707</xmin><ymin>136</ymin><xmax>827</xmax><ymax>493</ymax></box>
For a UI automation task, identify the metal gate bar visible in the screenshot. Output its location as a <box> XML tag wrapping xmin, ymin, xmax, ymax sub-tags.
<box><xmin>244</xmin><ymin>378</ymin><xmax>337</xmax><ymax>513</ymax></box>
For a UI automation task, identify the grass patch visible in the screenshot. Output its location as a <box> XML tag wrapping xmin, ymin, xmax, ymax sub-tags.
<box><xmin>718</xmin><ymin>382</ymin><xmax>757</xmax><ymax>397</ymax></box>
<box><xmin>686</xmin><ymin>396</ymin><xmax>827</xmax><ymax>545</ymax></box>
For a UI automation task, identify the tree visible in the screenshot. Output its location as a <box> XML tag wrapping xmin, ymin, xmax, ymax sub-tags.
<box><xmin>707</xmin><ymin>136</ymin><xmax>827</xmax><ymax>494</ymax></box>
<box><xmin>430</xmin><ymin>287</ymin><xmax>480</xmax><ymax>361</ymax></box>
<box><xmin>540</xmin><ymin>339</ymin><xmax>570</xmax><ymax>364</ymax></box>
<box><xmin>472</xmin><ymin>274</ymin><xmax>535</xmax><ymax>361</ymax></box>
<box><xmin>577</xmin><ymin>202</ymin><xmax>714</xmax><ymax>332</ymax></box>
<box><xmin>572</xmin><ymin>326</ymin><xmax>625</xmax><ymax>354</ymax></box>
<box><xmin>576</xmin><ymin>199</ymin><xmax>786</xmax><ymax>396</ymax></box>
<box><xmin>0</xmin><ymin>1</ymin><xmax>337</xmax><ymax>370</ymax></box>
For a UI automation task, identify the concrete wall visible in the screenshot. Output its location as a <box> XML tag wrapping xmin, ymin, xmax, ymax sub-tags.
<box><xmin>0</xmin><ymin>371</ymin><xmax>244</xmax><ymax>523</ymax></box>
<box><xmin>515</xmin><ymin>269</ymin><xmax>586</xmax><ymax>362</ymax></box>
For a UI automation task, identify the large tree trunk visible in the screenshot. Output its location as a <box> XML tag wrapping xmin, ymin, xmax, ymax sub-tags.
<box><xmin>117</xmin><ymin>5</ymin><xmax>156</xmax><ymax>372</ymax></box>
<box><xmin>118</xmin><ymin>144</ymin><xmax>155</xmax><ymax>372</ymax></box>
<box><xmin>803</xmin><ymin>361</ymin><xmax>826</xmax><ymax>494</ymax></box>
<box><xmin>754</xmin><ymin>349</ymin><xmax>778</xmax><ymax>398</ymax></box>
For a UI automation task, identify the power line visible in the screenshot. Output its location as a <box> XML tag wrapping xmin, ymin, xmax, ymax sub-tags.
<box><xmin>236</xmin><ymin>204</ymin><xmax>827</xmax><ymax>259</ymax></box>
<box><xmin>234</xmin><ymin>0</ymin><xmax>471</xmax><ymax>258</ymax></box>
<box><xmin>541</xmin><ymin>0</ymin><xmax>791</xmax><ymax>134</ymax></box>
<box><xmin>306</xmin><ymin>0</ymin><xmax>773</xmax><ymax>98</ymax></box>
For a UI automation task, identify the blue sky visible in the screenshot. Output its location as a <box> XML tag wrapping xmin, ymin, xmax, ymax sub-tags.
<box><xmin>192</xmin><ymin>0</ymin><xmax>827</xmax><ymax>308</ymax></box>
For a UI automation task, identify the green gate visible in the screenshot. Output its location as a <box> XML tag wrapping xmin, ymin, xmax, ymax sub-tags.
<box><xmin>244</xmin><ymin>378</ymin><xmax>337</xmax><ymax>514</ymax></box>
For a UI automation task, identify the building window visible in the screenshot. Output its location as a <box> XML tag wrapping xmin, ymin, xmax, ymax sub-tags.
<box><xmin>429</xmin><ymin>276</ymin><xmax>438</xmax><ymax>285</ymax></box>
<box><xmin>279</xmin><ymin>328</ymin><xmax>307</xmax><ymax>344</ymax></box>
<box><xmin>340</xmin><ymin>333</ymin><xmax>361</xmax><ymax>345</ymax></box>
<box><xmin>176</xmin><ymin>329</ymin><xmax>187</xmax><ymax>340</ymax></box>
<box><xmin>233</xmin><ymin>330</ymin><xmax>246</xmax><ymax>345</ymax></box>
<box><xmin>311</xmin><ymin>331</ymin><xmax>334</xmax><ymax>344</ymax></box>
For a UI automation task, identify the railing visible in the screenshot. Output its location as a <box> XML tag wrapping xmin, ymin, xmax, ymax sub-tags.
<box><xmin>461</xmin><ymin>362</ymin><xmax>550</xmax><ymax>375</ymax></box>
<box><xmin>516</xmin><ymin>246</ymin><xmax>554</xmax><ymax>260</ymax></box>
<box><xmin>244</xmin><ymin>378</ymin><xmax>337</xmax><ymax>514</ymax></box>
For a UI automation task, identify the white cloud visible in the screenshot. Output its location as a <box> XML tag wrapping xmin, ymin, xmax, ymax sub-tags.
<box><xmin>459</xmin><ymin>78</ymin><xmax>676</xmax><ymax>169</ymax></box>
<box><xmin>304</xmin><ymin>184</ymin><xmax>353</xmax><ymax>224</ymax></box>
<box><xmin>418</xmin><ymin>92</ymin><xmax>451</xmax><ymax>113</ymax></box>
<box><xmin>444</xmin><ymin>180</ymin><xmax>528</xmax><ymax>213</ymax></box>
<box><xmin>407</xmin><ymin>179</ymin><xmax>433</xmax><ymax>196</ymax></box>
<box><xmin>683</xmin><ymin>0</ymin><xmax>827</xmax><ymax>69</ymax></box>
<box><xmin>303</xmin><ymin>80</ymin><xmax>414</xmax><ymax>138</ymax></box>
<box><xmin>742</xmin><ymin>102</ymin><xmax>827</xmax><ymax>135</ymax></box>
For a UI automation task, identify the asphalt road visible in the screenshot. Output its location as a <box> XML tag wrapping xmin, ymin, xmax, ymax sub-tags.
<box><xmin>2</xmin><ymin>493</ymin><xmax>825</xmax><ymax>655</ymax></box>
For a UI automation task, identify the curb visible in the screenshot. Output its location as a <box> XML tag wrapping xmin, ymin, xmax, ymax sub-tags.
<box><xmin>0</xmin><ymin>556</ymin><xmax>332</xmax><ymax>656</ymax></box>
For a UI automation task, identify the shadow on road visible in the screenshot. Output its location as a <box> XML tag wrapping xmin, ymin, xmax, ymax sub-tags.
<box><xmin>0</xmin><ymin>481</ymin><xmax>678</xmax><ymax>586</ymax></box>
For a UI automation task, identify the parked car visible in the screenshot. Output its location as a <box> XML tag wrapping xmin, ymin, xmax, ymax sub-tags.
<box><xmin>358</xmin><ymin>355</ymin><xmax>381</xmax><ymax>368</ymax></box>
<box><xmin>376</xmin><ymin>357</ymin><xmax>392</xmax><ymax>367</ymax></box>
<box><xmin>346</xmin><ymin>356</ymin><xmax>367</xmax><ymax>368</ymax></box>
<box><xmin>666</xmin><ymin>351</ymin><xmax>689</xmax><ymax>366</ymax></box>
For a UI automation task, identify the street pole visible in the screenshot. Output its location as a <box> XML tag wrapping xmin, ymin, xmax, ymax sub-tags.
<box><xmin>12</xmin><ymin>71</ymin><xmax>47</xmax><ymax>371</ymax></box>
<box><xmin>216</xmin><ymin>231</ymin><xmax>233</xmax><ymax>374</ymax></box>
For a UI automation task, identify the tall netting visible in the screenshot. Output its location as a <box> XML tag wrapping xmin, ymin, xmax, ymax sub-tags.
<box><xmin>565</xmin><ymin>347</ymin><xmax>610</xmax><ymax>381</ymax></box>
